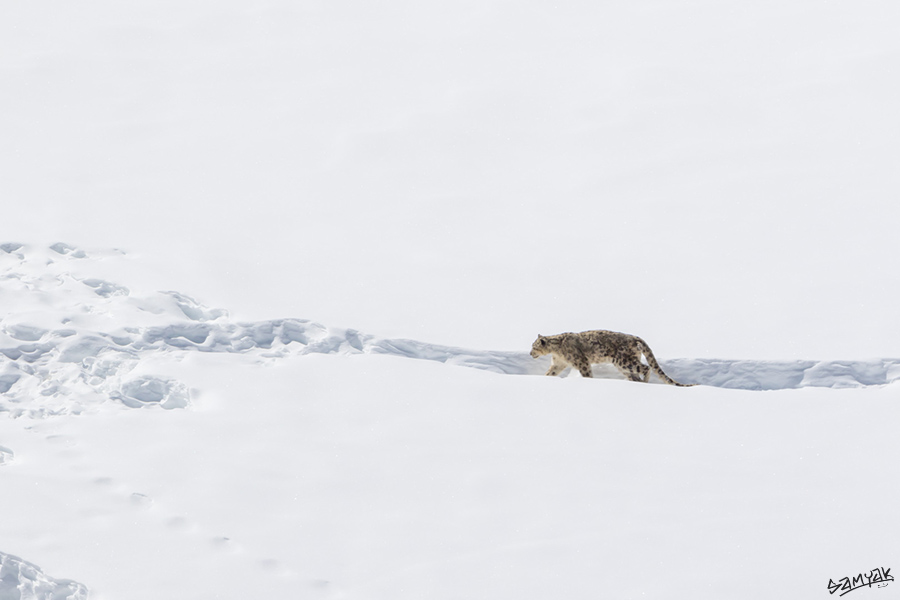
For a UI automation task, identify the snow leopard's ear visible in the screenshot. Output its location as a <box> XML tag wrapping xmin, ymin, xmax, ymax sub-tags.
<box><xmin>538</xmin><ymin>333</ymin><xmax>544</xmax><ymax>338</ymax></box>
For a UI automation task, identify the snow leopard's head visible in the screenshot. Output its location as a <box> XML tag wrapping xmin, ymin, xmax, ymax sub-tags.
<box><xmin>530</xmin><ymin>335</ymin><xmax>550</xmax><ymax>358</ymax></box>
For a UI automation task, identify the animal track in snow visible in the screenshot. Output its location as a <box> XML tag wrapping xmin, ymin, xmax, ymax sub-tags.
<box><xmin>130</xmin><ymin>492</ymin><xmax>153</xmax><ymax>507</ymax></box>
<box><xmin>49</xmin><ymin>242</ymin><xmax>87</xmax><ymax>258</ymax></box>
<box><xmin>114</xmin><ymin>376</ymin><xmax>189</xmax><ymax>410</ymax></box>
<box><xmin>4</xmin><ymin>324</ymin><xmax>48</xmax><ymax>342</ymax></box>
<box><xmin>2</xmin><ymin>242</ymin><xmax>899</xmax><ymax>419</ymax></box>
<box><xmin>81</xmin><ymin>278</ymin><xmax>129</xmax><ymax>298</ymax></box>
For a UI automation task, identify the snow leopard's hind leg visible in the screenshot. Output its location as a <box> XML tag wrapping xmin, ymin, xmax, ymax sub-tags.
<box><xmin>636</xmin><ymin>338</ymin><xmax>695</xmax><ymax>386</ymax></box>
<box><xmin>614</xmin><ymin>356</ymin><xmax>650</xmax><ymax>382</ymax></box>
<box><xmin>572</xmin><ymin>355</ymin><xmax>593</xmax><ymax>378</ymax></box>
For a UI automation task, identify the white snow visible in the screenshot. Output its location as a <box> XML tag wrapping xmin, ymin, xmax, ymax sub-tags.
<box><xmin>2</xmin><ymin>0</ymin><xmax>899</xmax><ymax>598</ymax></box>
<box><xmin>1</xmin><ymin>249</ymin><xmax>897</xmax><ymax>600</ymax></box>
<box><xmin>0</xmin><ymin>552</ymin><xmax>88</xmax><ymax>600</ymax></box>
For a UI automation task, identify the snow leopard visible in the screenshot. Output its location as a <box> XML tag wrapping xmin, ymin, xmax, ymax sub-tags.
<box><xmin>530</xmin><ymin>330</ymin><xmax>694</xmax><ymax>386</ymax></box>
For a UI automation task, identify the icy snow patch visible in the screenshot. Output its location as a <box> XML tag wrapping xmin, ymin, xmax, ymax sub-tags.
<box><xmin>0</xmin><ymin>552</ymin><xmax>88</xmax><ymax>600</ymax></box>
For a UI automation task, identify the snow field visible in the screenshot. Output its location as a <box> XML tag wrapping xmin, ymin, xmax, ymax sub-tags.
<box><xmin>1</xmin><ymin>245</ymin><xmax>898</xmax><ymax>598</ymax></box>
<box><xmin>2</xmin><ymin>244</ymin><xmax>896</xmax><ymax>420</ymax></box>
<box><xmin>3</xmin><ymin>0</ymin><xmax>900</xmax><ymax>596</ymax></box>
<box><xmin>2</xmin><ymin>349</ymin><xmax>898</xmax><ymax>599</ymax></box>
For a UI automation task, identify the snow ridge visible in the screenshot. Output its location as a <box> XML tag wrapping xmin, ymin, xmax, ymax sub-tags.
<box><xmin>1</xmin><ymin>244</ymin><xmax>898</xmax><ymax>418</ymax></box>
<box><xmin>0</xmin><ymin>551</ymin><xmax>88</xmax><ymax>600</ymax></box>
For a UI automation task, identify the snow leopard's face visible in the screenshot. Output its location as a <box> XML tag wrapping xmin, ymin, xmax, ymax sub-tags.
<box><xmin>530</xmin><ymin>335</ymin><xmax>550</xmax><ymax>358</ymax></box>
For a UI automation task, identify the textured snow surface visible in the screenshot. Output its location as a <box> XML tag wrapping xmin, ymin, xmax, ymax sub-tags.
<box><xmin>0</xmin><ymin>552</ymin><xmax>87</xmax><ymax>600</ymax></box>
<box><xmin>2</xmin><ymin>245</ymin><xmax>896</xmax><ymax>419</ymax></box>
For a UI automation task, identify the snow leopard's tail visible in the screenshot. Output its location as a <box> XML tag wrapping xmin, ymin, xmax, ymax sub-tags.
<box><xmin>637</xmin><ymin>338</ymin><xmax>695</xmax><ymax>387</ymax></box>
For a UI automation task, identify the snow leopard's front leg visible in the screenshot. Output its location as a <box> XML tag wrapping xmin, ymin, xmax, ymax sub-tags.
<box><xmin>546</xmin><ymin>354</ymin><xmax>568</xmax><ymax>376</ymax></box>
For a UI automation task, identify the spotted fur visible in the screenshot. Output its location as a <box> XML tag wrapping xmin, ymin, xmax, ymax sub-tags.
<box><xmin>530</xmin><ymin>330</ymin><xmax>694</xmax><ymax>386</ymax></box>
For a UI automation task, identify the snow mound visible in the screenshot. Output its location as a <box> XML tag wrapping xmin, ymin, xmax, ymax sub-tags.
<box><xmin>2</xmin><ymin>244</ymin><xmax>898</xmax><ymax>417</ymax></box>
<box><xmin>660</xmin><ymin>358</ymin><xmax>900</xmax><ymax>390</ymax></box>
<box><xmin>0</xmin><ymin>552</ymin><xmax>88</xmax><ymax>600</ymax></box>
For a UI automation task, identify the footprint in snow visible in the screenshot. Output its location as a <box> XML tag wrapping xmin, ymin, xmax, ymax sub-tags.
<box><xmin>81</xmin><ymin>278</ymin><xmax>129</xmax><ymax>298</ymax></box>
<box><xmin>114</xmin><ymin>376</ymin><xmax>190</xmax><ymax>410</ymax></box>
<box><xmin>0</xmin><ymin>374</ymin><xmax>21</xmax><ymax>394</ymax></box>
<box><xmin>4</xmin><ymin>324</ymin><xmax>48</xmax><ymax>342</ymax></box>
<box><xmin>130</xmin><ymin>492</ymin><xmax>153</xmax><ymax>508</ymax></box>
<box><xmin>49</xmin><ymin>242</ymin><xmax>87</xmax><ymax>258</ymax></box>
